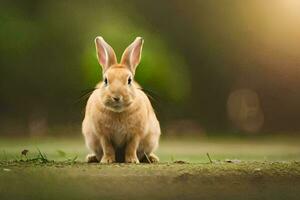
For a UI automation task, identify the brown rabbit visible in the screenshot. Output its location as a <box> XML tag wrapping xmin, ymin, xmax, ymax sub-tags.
<box><xmin>82</xmin><ymin>37</ymin><xmax>161</xmax><ymax>163</ymax></box>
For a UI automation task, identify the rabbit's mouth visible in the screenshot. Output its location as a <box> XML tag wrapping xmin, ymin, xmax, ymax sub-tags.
<box><xmin>104</xmin><ymin>101</ymin><xmax>132</xmax><ymax>112</ymax></box>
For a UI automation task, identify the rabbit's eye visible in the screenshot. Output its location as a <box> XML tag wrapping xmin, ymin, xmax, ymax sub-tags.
<box><xmin>128</xmin><ymin>77</ymin><xmax>132</xmax><ymax>85</ymax></box>
<box><xmin>104</xmin><ymin>77</ymin><xmax>108</xmax><ymax>85</ymax></box>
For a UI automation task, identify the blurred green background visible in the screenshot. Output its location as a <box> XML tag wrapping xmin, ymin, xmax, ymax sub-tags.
<box><xmin>1</xmin><ymin>0</ymin><xmax>300</xmax><ymax>137</ymax></box>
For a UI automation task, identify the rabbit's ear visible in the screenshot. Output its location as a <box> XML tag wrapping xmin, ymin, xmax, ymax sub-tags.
<box><xmin>95</xmin><ymin>36</ymin><xmax>117</xmax><ymax>72</ymax></box>
<box><xmin>120</xmin><ymin>37</ymin><xmax>144</xmax><ymax>74</ymax></box>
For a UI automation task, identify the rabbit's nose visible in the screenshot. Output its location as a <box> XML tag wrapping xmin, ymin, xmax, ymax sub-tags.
<box><xmin>112</xmin><ymin>96</ymin><xmax>121</xmax><ymax>102</ymax></box>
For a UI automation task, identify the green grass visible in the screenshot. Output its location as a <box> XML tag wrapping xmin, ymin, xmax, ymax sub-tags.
<box><xmin>0</xmin><ymin>136</ymin><xmax>300</xmax><ymax>200</ymax></box>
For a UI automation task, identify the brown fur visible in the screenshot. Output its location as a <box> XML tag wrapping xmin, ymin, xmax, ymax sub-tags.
<box><xmin>82</xmin><ymin>37</ymin><xmax>161</xmax><ymax>163</ymax></box>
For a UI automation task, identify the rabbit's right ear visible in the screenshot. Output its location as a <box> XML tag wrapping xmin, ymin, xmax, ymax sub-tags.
<box><xmin>120</xmin><ymin>37</ymin><xmax>144</xmax><ymax>74</ymax></box>
<box><xmin>95</xmin><ymin>37</ymin><xmax>117</xmax><ymax>72</ymax></box>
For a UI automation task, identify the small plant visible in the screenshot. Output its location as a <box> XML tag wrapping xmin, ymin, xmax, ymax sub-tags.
<box><xmin>18</xmin><ymin>148</ymin><xmax>51</xmax><ymax>163</ymax></box>
<box><xmin>36</xmin><ymin>148</ymin><xmax>50</xmax><ymax>163</ymax></box>
<box><xmin>17</xmin><ymin>148</ymin><xmax>78</xmax><ymax>164</ymax></box>
<box><xmin>67</xmin><ymin>155</ymin><xmax>78</xmax><ymax>164</ymax></box>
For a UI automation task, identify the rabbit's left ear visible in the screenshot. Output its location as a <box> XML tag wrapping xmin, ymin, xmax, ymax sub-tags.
<box><xmin>120</xmin><ymin>37</ymin><xmax>144</xmax><ymax>74</ymax></box>
<box><xmin>95</xmin><ymin>36</ymin><xmax>117</xmax><ymax>73</ymax></box>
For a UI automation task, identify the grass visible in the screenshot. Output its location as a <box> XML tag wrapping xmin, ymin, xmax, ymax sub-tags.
<box><xmin>0</xmin><ymin>136</ymin><xmax>300</xmax><ymax>200</ymax></box>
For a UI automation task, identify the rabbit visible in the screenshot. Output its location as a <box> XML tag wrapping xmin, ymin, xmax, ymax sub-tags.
<box><xmin>82</xmin><ymin>36</ymin><xmax>161</xmax><ymax>164</ymax></box>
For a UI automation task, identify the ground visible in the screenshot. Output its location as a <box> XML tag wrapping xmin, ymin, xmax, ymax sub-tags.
<box><xmin>0</xmin><ymin>136</ymin><xmax>300</xmax><ymax>200</ymax></box>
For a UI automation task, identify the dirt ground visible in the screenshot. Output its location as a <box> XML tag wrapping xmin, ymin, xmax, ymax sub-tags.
<box><xmin>0</xmin><ymin>136</ymin><xmax>300</xmax><ymax>200</ymax></box>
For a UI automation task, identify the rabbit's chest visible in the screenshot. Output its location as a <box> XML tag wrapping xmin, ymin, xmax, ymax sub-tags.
<box><xmin>100</xmin><ymin>116</ymin><xmax>144</xmax><ymax>146</ymax></box>
<box><xmin>110</xmin><ymin>124</ymin><xmax>129</xmax><ymax>146</ymax></box>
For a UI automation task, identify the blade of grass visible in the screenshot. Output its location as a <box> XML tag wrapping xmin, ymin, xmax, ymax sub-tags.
<box><xmin>206</xmin><ymin>153</ymin><xmax>213</xmax><ymax>164</ymax></box>
<box><xmin>69</xmin><ymin>155</ymin><xmax>78</xmax><ymax>164</ymax></box>
<box><xmin>144</xmin><ymin>152</ymin><xmax>152</xmax><ymax>164</ymax></box>
<box><xmin>2</xmin><ymin>150</ymin><xmax>8</xmax><ymax>161</ymax></box>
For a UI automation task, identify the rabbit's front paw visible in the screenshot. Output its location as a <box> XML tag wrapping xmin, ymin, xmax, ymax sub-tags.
<box><xmin>86</xmin><ymin>154</ymin><xmax>99</xmax><ymax>163</ymax></box>
<box><xmin>100</xmin><ymin>155</ymin><xmax>115</xmax><ymax>164</ymax></box>
<box><xmin>148</xmin><ymin>153</ymin><xmax>159</xmax><ymax>163</ymax></box>
<box><xmin>125</xmin><ymin>155</ymin><xmax>140</xmax><ymax>164</ymax></box>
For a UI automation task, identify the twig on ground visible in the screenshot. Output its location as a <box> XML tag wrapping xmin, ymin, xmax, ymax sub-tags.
<box><xmin>173</xmin><ymin>160</ymin><xmax>188</xmax><ymax>164</ymax></box>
